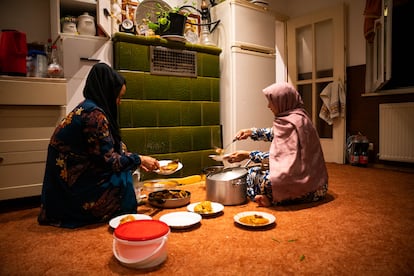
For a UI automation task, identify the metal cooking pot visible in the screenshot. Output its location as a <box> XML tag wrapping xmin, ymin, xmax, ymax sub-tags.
<box><xmin>206</xmin><ymin>167</ymin><xmax>247</xmax><ymax>205</ymax></box>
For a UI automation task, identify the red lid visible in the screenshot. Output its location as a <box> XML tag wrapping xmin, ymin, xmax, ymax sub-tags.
<box><xmin>114</xmin><ymin>220</ymin><xmax>170</xmax><ymax>241</ymax></box>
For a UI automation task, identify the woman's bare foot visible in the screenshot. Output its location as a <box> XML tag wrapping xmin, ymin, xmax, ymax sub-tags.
<box><xmin>254</xmin><ymin>195</ymin><xmax>271</xmax><ymax>207</ymax></box>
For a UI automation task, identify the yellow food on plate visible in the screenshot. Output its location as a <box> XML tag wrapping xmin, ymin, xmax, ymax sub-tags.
<box><xmin>120</xmin><ymin>214</ymin><xmax>136</xmax><ymax>225</ymax></box>
<box><xmin>215</xmin><ymin>148</ymin><xmax>224</xmax><ymax>155</ymax></box>
<box><xmin>160</xmin><ymin>160</ymin><xmax>179</xmax><ymax>173</ymax></box>
<box><xmin>194</xmin><ymin>201</ymin><xmax>213</xmax><ymax>214</ymax></box>
<box><xmin>239</xmin><ymin>214</ymin><xmax>269</xmax><ymax>226</ymax></box>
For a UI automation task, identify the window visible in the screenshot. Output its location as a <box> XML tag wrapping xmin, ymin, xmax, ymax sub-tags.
<box><xmin>365</xmin><ymin>0</ymin><xmax>414</xmax><ymax>93</ymax></box>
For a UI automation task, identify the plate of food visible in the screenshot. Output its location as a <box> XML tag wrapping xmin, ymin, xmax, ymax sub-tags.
<box><xmin>155</xmin><ymin>160</ymin><xmax>183</xmax><ymax>175</ymax></box>
<box><xmin>159</xmin><ymin>211</ymin><xmax>202</xmax><ymax>229</ymax></box>
<box><xmin>109</xmin><ymin>214</ymin><xmax>152</xmax><ymax>229</ymax></box>
<box><xmin>209</xmin><ymin>154</ymin><xmax>230</xmax><ymax>162</ymax></box>
<box><xmin>233</xmin><ymin>211</ymin><xmax>276</xmax><ymax>227</ymax></box>
<box><xmin>187</xmin><ymin>201</ymin><xmax>224</xmax><ymax>216</ymax></box>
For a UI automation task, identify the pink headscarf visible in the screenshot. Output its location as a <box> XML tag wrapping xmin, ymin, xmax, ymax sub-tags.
<box><xmin>262</xmin><ymin>82</ymin><xmax>328</xmax><ymax>202</ymax></box>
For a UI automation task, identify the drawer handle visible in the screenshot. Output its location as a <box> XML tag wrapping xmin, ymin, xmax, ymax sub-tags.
<box><xmin>0</xmin><ymin>157</ymin><xmax>3</xmax><ymax>163</ymax></box>
<box><xmin>80</xmin><ymin>57</ymin><xmax>100</xmax><ymax>62</ymax></box>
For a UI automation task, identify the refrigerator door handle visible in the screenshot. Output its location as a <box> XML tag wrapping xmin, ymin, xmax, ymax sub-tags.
<box><xmin>232</xmin><ymin>41</ymin><xmax>275</xmax><ymax>55</ymax></box>
<box><xmin>231</xmin><ymin>46</ymin><xmax>275</xmax><ymax>58</ymax></box>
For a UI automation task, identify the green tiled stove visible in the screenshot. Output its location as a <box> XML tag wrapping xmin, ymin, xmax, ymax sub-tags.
<box><xmin>113</xmin><ymin>33</ymin><xmax>223</xmax><ymax>180</ymax></box>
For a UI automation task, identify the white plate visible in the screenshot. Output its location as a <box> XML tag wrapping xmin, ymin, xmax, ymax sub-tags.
<box><xmin>187</xmin><ymin>201</ymin><xmax>224</xmax><ymax>216</ymax></box>
<box><xmin>109</xmin><ymin>214</ymin><xmax>152</xmax><ymax>229</ymax></box>
<box><xmin>209</xmin><ymin>154</ymin><xmax>230</xmax><ymax>162</ymax></box>
<box><xmin>135</xmin><ymin>0</ymin><xmax>171</xmax><ymax>27</ymax></box>
<box><xmin>161</xmin><ymin>35</ymin><xmax>186</xmax><ymax>42</ymax></box>
<box><xmin>159</xmin><ymin>211</ymin><xmax>202</xmax><ymax>229</ymax></box>
<box><xmin>155</xmin><ymin>160</ymin><xmax>183</xmax><ymax>175</ymax></box>
<box><xmin>233</xmin><ymin>211</ymin><xmax>276</xmax><ymax>227</ymax></box>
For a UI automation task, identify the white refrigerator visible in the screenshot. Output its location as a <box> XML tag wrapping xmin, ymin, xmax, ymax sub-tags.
<box><xmin>211</xmin><ymin>0</ymin><xmax>276</xmax><ymax>153</ymax></box>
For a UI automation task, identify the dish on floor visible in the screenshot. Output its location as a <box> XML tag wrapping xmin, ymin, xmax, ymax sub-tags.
<box><xmin>109</xmin><ymin>214</ymin><xmax>152</xmax><ymax>228</ymax></box>
<box><xmin>233</xmin><ymin>211</ymin><xmax>275</xmax><ymax>227</ymax></box>
<box><xmin>159</xmin><ymin>211</ymin><xmax>202</xmax><ymax>229</ymax></box>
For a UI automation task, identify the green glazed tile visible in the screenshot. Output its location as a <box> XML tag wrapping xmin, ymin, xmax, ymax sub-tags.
<box><xmin>169</xmin><ymin>127</ymin><xmax>193</xmax><ymax>152</ymax></box>
<box><xmin>202</xmin><ymin>102</ymin><xmax>220</xmax><ymax>125</ymax></box>
<box><xmin>119</xmin><ymin>100</ymin><xmax>133</xmax><ymax>128</ymax></box>
<box><xmin>211</xmin><ymin>78</ymin><xmax>220</xmax><ymax>102</ymax></box>
<box><xmin>211</xmin><ymin>125</ymin><xmax>222</xmax><ymax>148</ymax></box>
<box><xmin>120</xmin><ymin>72</ymin><xmax>145</xmax><ymax>100</ymax></box>
<box><xmin>181</xmin><ymin>102</ymin><xmax>201</xmax><ymax>126</ymax></box>
<box><xmin>120</xmin><ymin>128</ymin><xmax>147</xmax><ymax>154</ymax></box>
<box><xmin>144</xmin><ymin>75</ymin><xmax>170</xmax><ymax>99</ymax></box>
<box><xmin>192</xmin><ymin>77</ymin><xmax>211</xmax><ymax>101</ymax></box>
<box><xmin>157</xmin><ymin>102</ymin><xmax>181</xmax><ymax>126</ymax></box>
<box><xmin>115</xmin><ymin>42</ymin><xmax>150</xmax><ymax>71</ymax></box>
<box><xmin>192</xmin><ymin>126</ymin><xmax>213</xmax><ymax>151</ymax></box>
<box><xmin>197</xmin><ymin>53</ymin><xmax>220</xmax><ymax>78</ymax></box>
<box><xmin>145</xmin><ymin>128</ymin><xmax>170</xmax><ymax>154</ymax></box>
<box><xmin>131</xmin><ymin>101</ymin><xmax>158</xmax><ymax>127</ymax></box>
<box><xmin>168</xmin><ymin>76</ymin><xmax>192</xmax><ymax>100</ymax></box>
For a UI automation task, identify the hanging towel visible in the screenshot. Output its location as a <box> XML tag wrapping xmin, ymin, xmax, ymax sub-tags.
<box><xmin>319</xmin><ymin>81</ymin><xmax>345</xmax><ymax>125</ymax></box>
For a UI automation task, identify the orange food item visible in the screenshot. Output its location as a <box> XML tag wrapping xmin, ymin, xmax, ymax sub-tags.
<box><xmin>160</xmin><ymin>160</ymin><xmax>179</xmax><ymax>173</ymax></box>
<box><xmin>120</xmin><ymin>214</ymin><xmax>135</xmax><ymax>225</ymax></box>
<box><xmin>239</xmin><ymin>214</ymin><xmax>269</xmax><ymax>225</ymax></box>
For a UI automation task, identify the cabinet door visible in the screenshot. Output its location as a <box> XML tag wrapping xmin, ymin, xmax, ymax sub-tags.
<box><xmin>50</xmin><ymin>0</ymin><xmax>113</xmax><ymax>39</ymax></box>
<box><xmin>97</xmin><ymin>0</ymin><xmax>112</xmax><ymax>37</ymax></box>
<box><xmin>59</xmin><ymin>36</ymin><xmax>112</xmax><ymax>78</ymax></box>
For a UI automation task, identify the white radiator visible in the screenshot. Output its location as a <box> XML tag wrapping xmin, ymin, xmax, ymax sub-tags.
<box><xmin>379</xmin><ymin>102</ymin><xmax>414</xmax><ymax>163</ymax></box>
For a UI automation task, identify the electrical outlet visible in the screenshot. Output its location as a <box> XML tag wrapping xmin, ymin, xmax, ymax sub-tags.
<box><xmin>368</xmin><ymin>143</ymin><xmax>374</xmax><ymax>151</ymax></box>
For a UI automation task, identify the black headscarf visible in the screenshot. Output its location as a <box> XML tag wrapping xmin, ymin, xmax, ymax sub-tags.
<box><xmin>83</xmin><ymin>63</ymin><xmax>126</xmax><ymax>153</ymax></box>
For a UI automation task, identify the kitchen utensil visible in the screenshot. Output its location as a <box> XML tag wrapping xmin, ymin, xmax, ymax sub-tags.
<box><xmin>202</xmin><ymin>165</ymin><xmax>224</xmax><ymax>176</ymax></box>
<box><xmin>223</xmin><ymin>138</ymin><xmax>237</xmax><ymax>152</ymax></box>
<box><xmin>142</xmin><ymin>179</ymin><xmax>178</xmax><ymax>192</ymax></box>
<box><xmin>205</xmin><ymin>167</ymin><xmax>248</xmax><ymax>205</ymax></box>
<box><xmin>148</xmin><ymin>189</ymin><xmax>191</xmax><ymax>208</ymax></box>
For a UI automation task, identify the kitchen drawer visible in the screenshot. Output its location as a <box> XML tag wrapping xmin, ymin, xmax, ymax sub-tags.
<box><xmin>0</xmin><ymin>139</ymin><xmax>49</xmax><ymax>200</ymax></box>
<box><xmin>0</xmin><ymin>76</ymin><xmax>66</xmax><ymax>105</ymax></box>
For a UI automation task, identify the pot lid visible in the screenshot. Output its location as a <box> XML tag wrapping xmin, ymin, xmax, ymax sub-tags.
<box><xmin>114</xmin><ymin>220</ymin><xmax>170</xmax><ymax>241</ymax></box>
<box><xmin>207</xmin><ymin>167</ymin><xmax>247</xmax><ymax>181</ymax></box>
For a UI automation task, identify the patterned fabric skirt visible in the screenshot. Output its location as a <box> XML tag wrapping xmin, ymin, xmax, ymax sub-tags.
<box><xmin>246</xmin><ymin>166</ymin><xmax>328</xmax><ymax>206</ymax></box>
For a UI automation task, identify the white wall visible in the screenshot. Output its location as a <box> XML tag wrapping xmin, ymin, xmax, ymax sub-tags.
<box><xmin>269</xmin><ymin>0</ymin><xmax>366</xmax><ymax>66</ymax></box>
<box><xmin>0</xmin><ymin>0</ymin><xmax>51</xmax><ymax>44</ymax></box>
<box><xmin>0</xmin><ymin>0</ymin><xmax>366</xmax><ymax>67</ymax></box>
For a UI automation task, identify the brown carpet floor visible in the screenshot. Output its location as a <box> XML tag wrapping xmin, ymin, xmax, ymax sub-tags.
<box><xmin>1</xmin><ymin>163</ymin><xmax>413</xmax><ymax>275</ymax></box>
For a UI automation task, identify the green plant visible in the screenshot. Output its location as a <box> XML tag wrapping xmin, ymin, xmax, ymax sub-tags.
<box><xmin>146</xmin><ymin>1</ymin><xmax>194</xmax><ymax>33</ymax></box>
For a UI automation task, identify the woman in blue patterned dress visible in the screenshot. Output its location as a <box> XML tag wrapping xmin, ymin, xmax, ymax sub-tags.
<box><xmin>226</xmin><ymin>82</ymin><xmax>328</xmax><ymax>207</ymax></box>
<box><xmin>38</xmin><ymin>63</ymin><xmax>160</xmax><ymax>228</ymax></box>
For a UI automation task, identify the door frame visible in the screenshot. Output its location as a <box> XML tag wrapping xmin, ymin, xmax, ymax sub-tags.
<box><xmin>286</xmin><ymin>4</ymin><xmax>346</xmax><ymax>164</ymax></box>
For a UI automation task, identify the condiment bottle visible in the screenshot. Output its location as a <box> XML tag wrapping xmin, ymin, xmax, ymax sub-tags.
<box><xmin>47</xmin><ymin>45</ymin><xmax>63</xmax><ymax>78</ymax></box>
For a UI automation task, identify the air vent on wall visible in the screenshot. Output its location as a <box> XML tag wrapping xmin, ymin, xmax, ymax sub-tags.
<box><xmin>150</xmin><ymin>46</ymin><xmax>197</xmax><ymax>77</ymax></box>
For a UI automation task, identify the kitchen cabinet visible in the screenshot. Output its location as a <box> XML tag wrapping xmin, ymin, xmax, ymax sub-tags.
<box><xmin>0</xmin><ymin>76</ymin><xmax>66</xmax><ymax>200</ymax></box>
<box><xmin>50</xmin><ymin>0</ymin><xmax>114</xmax><ymax>112</ymax></box>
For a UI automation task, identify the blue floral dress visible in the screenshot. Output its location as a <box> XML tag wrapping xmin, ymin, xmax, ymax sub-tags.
<box><xmin>38</xmin><ymin>99</ymin><xmax>140</xmax><ymax>228</ymax></box>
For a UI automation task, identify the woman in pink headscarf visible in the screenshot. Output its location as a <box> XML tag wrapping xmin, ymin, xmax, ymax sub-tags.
<box><xmin>226</xmin><ymin>82</ymin><xmax>328</xmax><ymax>206</ymax></box>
